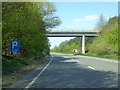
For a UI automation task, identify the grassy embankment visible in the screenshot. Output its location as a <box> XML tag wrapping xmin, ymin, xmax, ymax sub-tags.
<box><xmin>79</xmin><ymin>53</ymin><xmax>118</xmax><ymax>60</ymax></box>
<box><xmin>51</xmin><ymin>51</ymin><xmax>118</xmax><ymax>60</ymax></box>
<box><xmin>2</xmin><ymin>56</ymin><xmax>51</xmax><ymax>87</ymax></box>
<box><xmin>51</xmin><ymin>16</ymin><xmax>119</xmax><ymax>60</ymax></box>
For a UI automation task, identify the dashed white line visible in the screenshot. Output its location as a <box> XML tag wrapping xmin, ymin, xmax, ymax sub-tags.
<box><xmin>88</xmin><ymin>66</ymin><xmax>95</xmax><ymax>70</ymax></box>
<box><xmin>25</xmin><ymin>55</ymin><xmax>53</xmax><ymax>89</ymax></box>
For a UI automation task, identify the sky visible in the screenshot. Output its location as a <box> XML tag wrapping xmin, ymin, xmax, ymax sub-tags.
<box><xmin>48</xmin><ymin>2</ymin><xmax>118</xmax><ymax>49</ymax></box>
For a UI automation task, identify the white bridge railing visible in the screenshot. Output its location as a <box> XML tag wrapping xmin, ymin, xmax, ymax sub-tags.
<box><xmin>47</xmin><ymin>29</ymin><xmax>99</xmax><ymax>33</ymax></box>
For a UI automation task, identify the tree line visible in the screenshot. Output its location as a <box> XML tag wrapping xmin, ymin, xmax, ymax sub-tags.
<box><xmin>2</xmin><ymin>2</ymin><xmax>61</xmax><ymax>75</ymax></box>
<box><xmin>51</xmin><ymin>16</ymin><xmax>118</xmax><ymax>58</ymax></box>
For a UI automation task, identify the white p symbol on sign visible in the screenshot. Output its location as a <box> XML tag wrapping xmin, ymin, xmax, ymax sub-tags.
<box><xmin>12</xmin><ymin>41</ymin><xmax>18</xmax><ymax>49</ymax></box>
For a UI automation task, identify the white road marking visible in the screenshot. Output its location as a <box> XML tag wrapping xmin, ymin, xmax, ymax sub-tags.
<box><xmin>25</xmin><ymin>55</ymin><xmax>53</xmax><ymax>89</ymax></box>
<box><xmin>88</xmin><ymin>66</ymin><xmax>95</xmax><ymax>70</ymax></box>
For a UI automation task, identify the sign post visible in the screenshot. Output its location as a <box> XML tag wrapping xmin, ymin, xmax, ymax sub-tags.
<box><xmin>10</xmin><ymin>40</ymin><xmax>20</xmax><ymax>60</ymax></box>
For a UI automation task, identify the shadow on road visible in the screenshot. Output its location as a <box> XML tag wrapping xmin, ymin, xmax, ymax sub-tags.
<box><xmin>32</xmin><ymin>55</ymin><xmax>118</xmax><ymax>88</ymax></box>
<box><xmin>7</xmin><ymin>55</ymin><xmax>118</xmax><ymax>88</ymax></box>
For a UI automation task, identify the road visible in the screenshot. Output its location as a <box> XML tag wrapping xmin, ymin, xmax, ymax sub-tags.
<box><xmin>8</xmin><ymin>53</ymin><xmax>118</xmax><ymax>88</ymax></box>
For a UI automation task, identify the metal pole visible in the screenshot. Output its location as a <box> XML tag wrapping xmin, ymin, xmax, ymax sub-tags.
<box><xmin>13</xmin><ymin>52</ymin><xmax>17</xmax><ymax>60</ymax></box>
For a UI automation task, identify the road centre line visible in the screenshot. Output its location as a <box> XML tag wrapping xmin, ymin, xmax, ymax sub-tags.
<box><xmin>25</xmin><ymin>55</ymin><xmax>53</xmax><ymax>89</ymax></box>
<box><xmin>88</xmin><ymin>66</ymin><xmax>96</xmax><ymax>70</ymax></box>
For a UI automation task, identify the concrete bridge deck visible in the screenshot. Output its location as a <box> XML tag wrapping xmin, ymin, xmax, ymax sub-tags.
<box><xmin>46</xmin><ymin>30</ymin><xmax>99</xmax><ymax>54</ymax></box>
<box><xmin>46</xmin><ymin>30</ymin><xmax>99</xmax><ymax>34</ymax></box>
<box><xmin>46</xmin><ymin>30</ymin><xmax>99</xmax><ymax>37</ymax></box>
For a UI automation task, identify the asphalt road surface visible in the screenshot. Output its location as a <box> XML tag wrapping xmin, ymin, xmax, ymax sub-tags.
<box><xmin>8</xmin><ymin>53</ymin><xmax>118</xmax><ymax>88</ymax></box>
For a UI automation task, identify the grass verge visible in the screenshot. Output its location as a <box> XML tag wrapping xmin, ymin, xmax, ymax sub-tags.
<box><xmin>2</xmin><ymin>56</ymin><xmax>51</xmax><ymax>87</ymax></box>
<box><xmin>52</xmin><ymin>51</ymin><xmax>118</xmax><ymax>60</ymax></box>
<box><xmin>79</xmin><ymin>53</ymin><xmax>118</xmax><ymax>60</ymax></box>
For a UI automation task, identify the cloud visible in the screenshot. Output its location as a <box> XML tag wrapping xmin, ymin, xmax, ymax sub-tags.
<box><xmin>73</xmin><ymin>15</ymin><xmax>99</xmax><ymax>23</ymax></box>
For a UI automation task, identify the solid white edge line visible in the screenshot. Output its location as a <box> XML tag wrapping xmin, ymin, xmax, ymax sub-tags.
<box><xmin>25</xmin><ymin>55</ymin><xmax>53</xmax><ymax>89</ymax></box>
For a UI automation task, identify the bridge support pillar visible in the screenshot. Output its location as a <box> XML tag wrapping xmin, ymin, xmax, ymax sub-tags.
<box><xmin>82</xmin><ymin>35</ymin><xmax>85</xmax><ymax>54</ymax></box>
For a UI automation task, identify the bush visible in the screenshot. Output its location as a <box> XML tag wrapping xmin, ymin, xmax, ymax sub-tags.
<box><xmin>2</xmin><ymin>59</ymin><xmax>23</xmax><ymax>75</ymax></box>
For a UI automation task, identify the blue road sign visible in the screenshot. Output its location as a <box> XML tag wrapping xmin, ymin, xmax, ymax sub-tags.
<box><xmin>10</xmin><ymin>40</ymin><xmax>20</xmax><ymax>52</ymax></box>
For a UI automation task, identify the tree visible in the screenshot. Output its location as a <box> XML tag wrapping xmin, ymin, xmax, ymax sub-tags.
<box><xmin>2</xmin><ymin>2</ymin><xmax>62</xmax><ymax>59</ymax></box>
<box><xmin>89</xmin><ymin>16</ymin><xmax>118</xmax><ymax>56</ymax></box>
<box><xmin>96</xmin><ymin>14</ymin><xmax>106</xmax><ymax>31</ymax></box>
<box><xmin>36</xmin><ymin>2</ymin><xmax>62</xmax><ymax>30</ymax></box>
<box><xmin>2</xmin><ymin>2</ymin><xmax>62</xmax><ymax>78</ymax></box>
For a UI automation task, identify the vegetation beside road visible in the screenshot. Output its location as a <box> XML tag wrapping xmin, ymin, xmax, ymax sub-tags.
<box><xmin>89</xmin><ymin>16</ymin><xmax>118</xmax><ymax>56</ymax></box>
<box><xmin>79</xmin><ymin>53</ymin><xmax>118</xmax><ymax>60</ymax></box>
<box><xmin>51</xmin><ymin>16</ymin><xmax>118</xmax><ymax>60</ymax></box>
<box><xmin>2</xmin><ymin>2</ymin><xmax>61</xmax><ymax>86</ymax></box>
<box><xmin>2</xmin><ymin>56</ymin><xmax>51</xmax><ymax>87</ymax></box>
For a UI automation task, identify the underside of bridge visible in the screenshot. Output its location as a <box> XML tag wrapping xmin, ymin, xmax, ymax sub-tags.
<box><xmin>46</xmin><ymin>31</ymin><xmax>99</xmax><ymax>54</ymax></box>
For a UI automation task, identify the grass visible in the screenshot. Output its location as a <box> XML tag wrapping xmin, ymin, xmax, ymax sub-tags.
<box><xmin>2</xmin><ymin>56</ymin><xmax>51</xmax><ymax>87</ymax></box>
<box><xmin>79</xmin><ymin>53</ymin><xmax>118</xmax><ymax>60</ymax></box>
<box><xmin>52</xmin><ymin>51</ymin><xmax>118</xmax><ymax>60</ymax></box>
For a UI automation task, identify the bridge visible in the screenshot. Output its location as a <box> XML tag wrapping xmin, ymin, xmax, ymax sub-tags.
<box><xmin>46</xmin><ymin>30</ymin><xmax>99</xmax><ymax>54</ymax></box>
<box><xmin>46</xmin><ymin>30</ymin><xmax>99</xmax><ymax>37</ymax></box>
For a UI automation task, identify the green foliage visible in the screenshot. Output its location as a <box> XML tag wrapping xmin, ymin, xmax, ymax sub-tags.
<box><xmin>2</xmin><ymin>2</ymin><xmax>45</xmax><ymax>58</ymax></box>
<box><xmin>52</xmin><ymin>16</ymin><xmax>118</xmax><ymax>58</ymax></box>
<box><xmin>2</xmin><ymin>2</ymin><xmax>61</xmax><ymax>75</ymax></box>
<box><xmin>2</xmin><ymin>58</ymin><xmax>23</xmax><ymax>75</ymax></box>
<box><xmin>89</xmin><ymin>17</ymin><xmax>118</xmax><ymax>56</ymax></box>
<box><xmin>51</xmin><ymin>37</ymin><xmax>94</xmax><ymax>53</ymax></box>
<box><xmin>37</xmin><ymin>2</ymin><xmax>62</xmax><ymax>29</ymax></box>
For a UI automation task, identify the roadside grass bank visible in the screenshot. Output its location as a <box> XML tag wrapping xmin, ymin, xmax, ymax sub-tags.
<box><xmin>79</xmin><ymin>53</ymin><xmax>118</xmax><ymax>60</ymax></box>
<box><xmin>2</xmin><ymin>55</ymin><xmax>51</xmax><ymax>87</ymax></box>
<box><xmin>51</xmin><ymin>52</ymin><xmax>118</xmax><ymax>60</ymax></box>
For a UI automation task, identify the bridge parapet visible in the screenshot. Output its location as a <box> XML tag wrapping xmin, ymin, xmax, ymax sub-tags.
<box><xmin>46</xmin><ymin>30</ymin><xmax>99</xmax><ymax>34</ymax></box>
